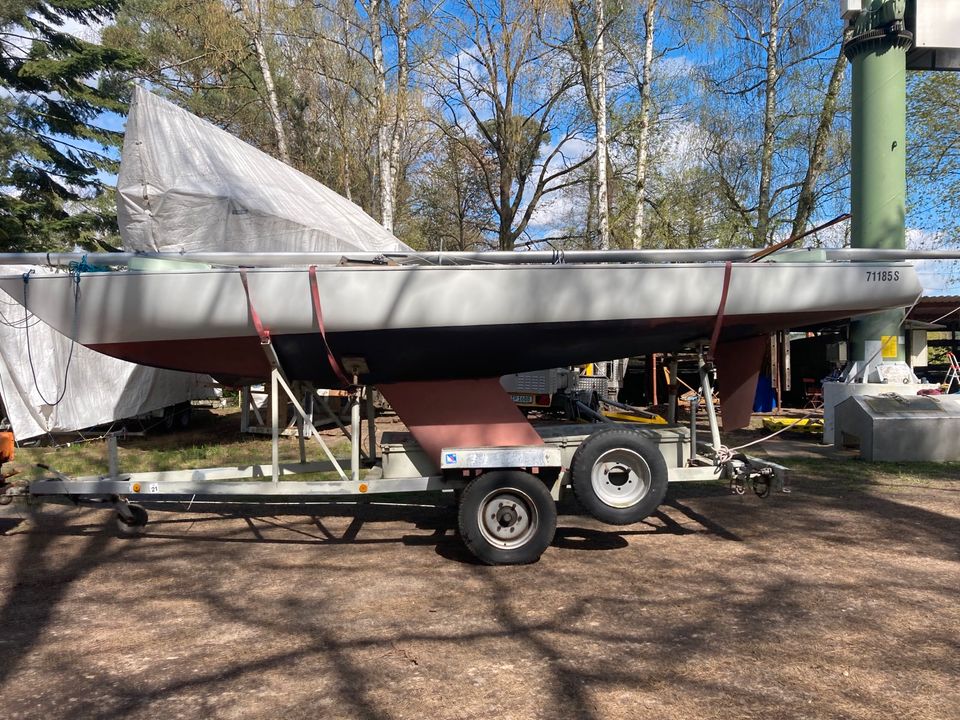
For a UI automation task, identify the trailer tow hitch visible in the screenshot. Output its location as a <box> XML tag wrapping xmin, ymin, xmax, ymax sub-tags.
<box><xmin>727</xmin><ymin>458</ymin><xmax>776</xmax><ymax>498</ymax></box>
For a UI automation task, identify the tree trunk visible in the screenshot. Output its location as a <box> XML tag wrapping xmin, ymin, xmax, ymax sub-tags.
<box><xmin>631</xmin><ymin>0</ymin><xmax>656</xmax><ymax>249</ymax></box>
<box><xmin>370</xmin><ymin>0</ymin><xmax>395</xmax><ymax>232</ymax></box>
<box><xmin>249</xmin><ymin>0</ymin><xmax>289</xmax><ymax>164</ymax></box>
<box><xmin>499</xmin><ymin>152</ymin><xmax>514</xmax><ymax>250</ymax></box>
<box><xmin>790</xmin><ymin>33</ymin><xmax>849</xmax><ymax>240</ymax></box>
<box><xmin>342</xmin><ymin>141</ymin><xmax>353</xmax><ymax>203</ymax></box>
<box><xmin>756</xmin><ymin>0</ymin><xmax>781</xmax><ymax>248</ymax></box>
<box><xmin>586</xmin><ymin>165</ymin><xmax>598</xmax><ymax>244</ymax></box>
<box><xmin>595</xmin><ymin>0</ymin><xmax>610</xmax><ymax>250</ymax></box>
<box><xmin>388</xmin><ymin>0</ymin><xmax>409</xmax><ymax>230</ymax></box>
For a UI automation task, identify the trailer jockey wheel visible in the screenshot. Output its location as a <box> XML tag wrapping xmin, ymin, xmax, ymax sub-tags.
<box><xmin>116</xmin><ymin>503</ymin><xmax>149</xmax><ymax>537</ymax></box>
<box><xmin>458</xmin><ymin>470</ymin><xmax>557</xmax><ymax>565</ymax></box>
<box><xmin>570</xmin><ymin>427</ymin><xmax>668</xmax><ymax>525</ymax></box>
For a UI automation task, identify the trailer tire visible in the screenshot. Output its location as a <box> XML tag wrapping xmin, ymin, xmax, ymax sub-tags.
<box><xmin>116</xmin><ymin>503</ymin><xmax>149</xmax><ymax>536</ymax></box>
<box><xmin>458</xmin><ymin>470</ymin><xmax>556</xmax><ymax>565</ymax></box>
<box><xmin>176</xmin><ymin>403</ymin><xmax>191</xmax><ymax>429</ymax></box>
<box><xmin>570</xmin><ymin>427</ymin><xmax>668</xmax><ymax>525</ymax></box>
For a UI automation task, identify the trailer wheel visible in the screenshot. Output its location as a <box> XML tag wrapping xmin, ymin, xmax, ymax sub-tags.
<box><xmin>176</xmin><ymin>403</ymin><xmax>191</xmax><ymax>429</ymax></box>
<box><xmin>458</xmin><ymin>470</ymin><xmax>557</xmax><ymax>565</ymax></box>
<box><xmin>570</xmin><ymin>428</ymin><xmax>668</xmax><ymax>525</ymax></box>
<box><xmin>116</xmin><ymin>503</ymin><xmax>149</xmax><ymax>536</ymax></box>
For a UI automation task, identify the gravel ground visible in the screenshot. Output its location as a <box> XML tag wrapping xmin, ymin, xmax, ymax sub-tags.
<box><xmin>0</xmin><ymin>460</ymin><xmax>957</xmax><ymax>720</ymax></box>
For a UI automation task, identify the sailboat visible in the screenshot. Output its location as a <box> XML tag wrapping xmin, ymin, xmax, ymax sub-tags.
<box><xmin>0</xmin><ymin>88</ymin><xmax>926</xmax><ymax>433</ymax></box>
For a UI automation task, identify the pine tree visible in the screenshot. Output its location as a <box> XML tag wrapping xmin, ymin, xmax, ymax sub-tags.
<box><xmin>0</xmin><ymin>1</ymin><xmax>138</xmax><ymax>251</ymax></box>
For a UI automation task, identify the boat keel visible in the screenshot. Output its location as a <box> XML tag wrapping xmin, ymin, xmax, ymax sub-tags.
<box><xmin>714</xmin><ymin>335</ymin><xmax>767</xmax><ymax>430</ymax></box>
<box><xmin>379</xmin><ymin>378</ymin><xmax>544</xmax><ymax>472</ymax></box>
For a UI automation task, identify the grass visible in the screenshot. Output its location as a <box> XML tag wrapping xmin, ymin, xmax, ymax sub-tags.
<box><xmin>8</xmin><ymin>407</ymin><xmax>352</xmax><ymax>480</ymax></box>
<box><xmin>7</xmin><ymin>407</ymin><xmax>958</xmax><ymax>493</ymax></box>
<box><xmin>779</xmin><ymin>456</ymin><xmax>960</xmax><ymax>493</ymax></box>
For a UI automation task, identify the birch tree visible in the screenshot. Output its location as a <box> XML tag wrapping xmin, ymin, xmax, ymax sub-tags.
<box><xmin>593</xmin><ymin>0</ymin><xmax>610</xmax><ymax>249</ymax></box>
<box><xmin>567</xmin><ymin>0</ymin><xmax>613</xmax><ymax>249</ymax></box>
<box><xmin>363</xmin><ymin>0</ymin><xmax>396</xmax><ymax>230</ymax></box>
<box><xmin>285</xmin><ymin>2</ymin><xmax>378</xmax><ymax>208</ymax></box>
<box><xmin>429</xmin><ymin>0</ymin><xmax>591</xmax><ymax>251</ymax></box>
<box><xmin>104</xmin><ymin>0</ymin><xmax>284</xmax><ymax>156</ymax></box>
<box><xmin>236</xmin><ymin>0</ymin><xmax>289</xmax><ymax>163</ymax></box>
<box><xmin>696</xmin><ymin>0</ymin><xmax>842</xmax><ymax>246</ymax></box>
<box><xmin>627</xmin><ymin>0</ymin><xmax>657</xmax><ymax>248</ymax></box>
<box><xmin>304</xmin><ymin>0</ymin><xmax>424</xmax><ymax>231</ymax></box>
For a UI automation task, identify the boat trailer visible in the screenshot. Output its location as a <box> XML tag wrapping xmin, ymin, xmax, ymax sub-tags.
<box><xmin>5</xmin><ymin>348</ymin><xmax>787</xmax><ymax>565</ymax></box>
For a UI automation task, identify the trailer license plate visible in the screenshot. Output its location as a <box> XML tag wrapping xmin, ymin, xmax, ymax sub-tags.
<box><xmin>511</xmin><ymin>393</ymin><xmax>534</xmax><ymax>405</ymax></box>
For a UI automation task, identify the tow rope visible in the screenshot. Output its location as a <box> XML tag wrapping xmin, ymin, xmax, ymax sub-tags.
<box><xmin>308</xmin><ymin>266</ymin><xmax>350</xmax><ymax>387</ymax></box>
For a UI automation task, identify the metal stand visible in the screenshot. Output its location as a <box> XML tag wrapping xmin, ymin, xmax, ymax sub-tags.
<box><xmin>265</xmin><ymin>366</ymin><xmax>348</xmax><ymax>483</ymax></box>
<box><xmin>666</xmin><ymin>355</ymin><xmax>679</xmax><ymax>425</ymax></box>
<box><xmin>679</xmin><ymin>349</ymin><xmax>787</xmax><ymax>495</ymax></box>
<box><xmin>697</xmin><ymin>352</ymin><xmax>723</xmax><ymax>456</ymax></box>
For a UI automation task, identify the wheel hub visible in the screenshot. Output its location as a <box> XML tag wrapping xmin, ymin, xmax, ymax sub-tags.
<box><xmin>496</xmin><ymin>505</ymin><xmax>518</xmax><ymax>527</ymax></box>
<box><xmin>477</xmin><ymin>491</ymin><xmax>538</xmax><ymax>549</ymax></box>
<box><xmin>591</xmin><ymin>448</ymin><xmax>652</xmax><ymax>508</ymax></box>
<box><xmin>606</xmin><ymin>466</ymin><xmax>631</xmax><ymax>487</ymax></box>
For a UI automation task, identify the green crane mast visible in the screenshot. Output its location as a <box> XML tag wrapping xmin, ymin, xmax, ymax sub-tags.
<box><xmin>844</xmin><ymin>0</ymin><xmax>914</xmax><ymax>366</ymax></box>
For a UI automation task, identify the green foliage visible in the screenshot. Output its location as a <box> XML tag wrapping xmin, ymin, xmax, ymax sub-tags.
<box><xmin>102</xmin><ymin>0</ymin><xmax>276</xmax><ymax>151</ymax></box>
<box><xmin>0</xmin><ymin>0</ymin><xmax>137</xmax><ymax>251</ymax></box>
<box><xmin>907</xmin><ymin>72</ymin><xmax>960</xmax><ymax>243</ymax></box>
<box><xmin>409</xmin><ymin>133</ymin><xmax>494</xmax><ymax>250</ymax></box>
<box><xmin>480</xmin><ymin>116</ymin><xmax>551</xmax><ymax>190</ymax></box>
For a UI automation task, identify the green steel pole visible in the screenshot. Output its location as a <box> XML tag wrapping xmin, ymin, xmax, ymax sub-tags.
<box><xmin>844</xmin><ymin>1</ymin><xmax>913</xmax><ymax>364</ymax></box>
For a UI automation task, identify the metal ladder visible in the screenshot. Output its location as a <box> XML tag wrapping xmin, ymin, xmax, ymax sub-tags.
<box><xmin>945</xmin><ymin>352</ymin><xmax>960</xmax><ymax>394</ymax></box>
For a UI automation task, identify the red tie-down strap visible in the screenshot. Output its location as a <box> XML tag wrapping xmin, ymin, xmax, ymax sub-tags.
<box><xmin>309</xmin><ymin>265</ymin><xmax>351</xmax><ymax>387</ymax></box>
<box><xmin>709</xmin><ymin>261</ymin><xmax>733</xmax><ymax>357</ymax></box>
<box><xmin>239</xmin><ymin>268</ymin><xmax>270</xmax><ymax>344</ymax></box>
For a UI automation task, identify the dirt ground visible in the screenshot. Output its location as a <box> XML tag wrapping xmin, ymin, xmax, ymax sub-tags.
<box><xmin>0</xmin><ymin>419</ymin><xmax>958</xmax><ymax>719</ymax></box>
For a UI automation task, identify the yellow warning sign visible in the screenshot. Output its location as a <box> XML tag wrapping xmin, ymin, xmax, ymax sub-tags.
<box><xmin>880</xmin><ymin>335</ymin><xmax>898</xmax><ymax>359</ymax></box>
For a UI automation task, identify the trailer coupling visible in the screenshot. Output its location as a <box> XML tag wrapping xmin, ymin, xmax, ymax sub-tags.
<box><xmin>725</xmin><ymin>455</ymin><xmax>787</xmax><ymax>498</ymax></box>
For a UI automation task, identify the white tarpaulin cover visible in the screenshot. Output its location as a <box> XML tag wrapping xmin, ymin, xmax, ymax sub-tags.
<box><xmin>0</xmin><ymin>266</ymin><xmax>212</xmax><ymax>440</ymax></box>
<box><xmin>118</xmin><ymin>86</ymin><xmax>411</xmax><ymax>254</ymax></box>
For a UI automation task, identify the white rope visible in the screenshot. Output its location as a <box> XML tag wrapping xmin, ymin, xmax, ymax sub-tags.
<box><xmin>729</xmin><ymin>409</ymin><xmax>822</xmax><ymax>452</ymax></box>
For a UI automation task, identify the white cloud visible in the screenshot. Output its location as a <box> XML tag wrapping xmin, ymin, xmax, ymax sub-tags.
<box><xmin>526</xmin><ymin>193</ymin><xmax>580</xmax><ymax>231</ymax></box>
<box><xmin>655</xmin><ymin>54</ymin><xmax>696</xmax><ymax>83</ymax></box>
<box><xmin>906</xmin><ymin>228</ymin><xmax>948</xmax><ymax>249</ymax></box>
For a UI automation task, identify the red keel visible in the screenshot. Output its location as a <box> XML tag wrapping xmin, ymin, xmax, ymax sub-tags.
<box><xmin>379</xmin><ymin>378</ymin><xmax>544</xmax><ymax>471</ymax></box>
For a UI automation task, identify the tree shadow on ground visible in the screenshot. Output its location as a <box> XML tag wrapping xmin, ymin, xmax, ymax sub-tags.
<box><xmin>0</xmin><ymin>508</ymin><xmax>124</xmax><ymax>689</ymax></box>
<box><xmin>2</xmin><ymin>474</ymin><xmax>957</xmax><ymax>719</ymax></box>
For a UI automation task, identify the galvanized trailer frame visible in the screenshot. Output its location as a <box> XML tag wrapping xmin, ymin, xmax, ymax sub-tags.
<box><xmin>9</xmin><ymin>343</ymin><xmax>788</xmax><ymax>563</ymax></box>
<box><xmin>7</xmin><ymin>324</ymin><xmax>785</xmax><ymax>564</ymax></box>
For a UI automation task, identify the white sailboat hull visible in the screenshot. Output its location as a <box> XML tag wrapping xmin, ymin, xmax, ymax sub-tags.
<box><xmin>0</xmin><ymin>261</ymin><xmax>921</xmax><ymax>386</ymax></box>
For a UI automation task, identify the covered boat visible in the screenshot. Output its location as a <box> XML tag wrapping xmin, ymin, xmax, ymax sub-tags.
<box><xmin>116</xmin><ymin>87</ymin><xmax>410</xmax><ymax>256</ymax></box>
